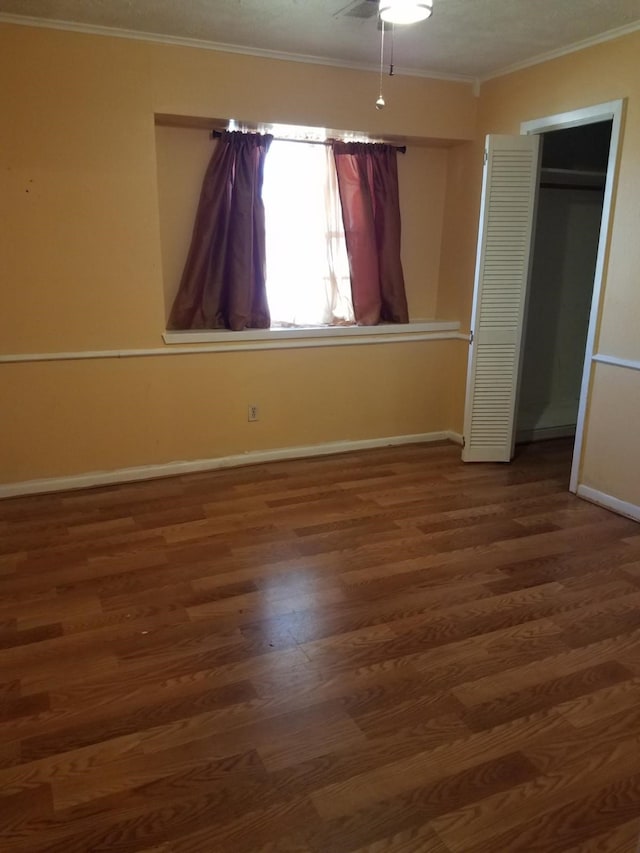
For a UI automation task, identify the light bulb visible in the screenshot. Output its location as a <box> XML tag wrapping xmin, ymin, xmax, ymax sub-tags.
<box><xmin>375</xmin><ymin>95</ymin><xmax>386</xmax><ymax>110</ymax></box>
<box><xmin>379</xmin><ymin>1</ymin><xmax>432</xmax><ymax>25</ymax></box>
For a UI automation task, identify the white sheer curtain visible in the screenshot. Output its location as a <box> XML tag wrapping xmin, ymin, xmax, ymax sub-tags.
<box><xmin>262</xmin><ymin>141</ymin><xmax>354</xmax><ymax>326</ymax></box>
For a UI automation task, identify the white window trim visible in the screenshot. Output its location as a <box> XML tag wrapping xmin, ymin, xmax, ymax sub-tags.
<box><xmin>0</xmin><ymin>321</ymin><xmax>463</xmax><ymax>364</ymax></box>
<box><xmin>163</xmin><ymin>320</ymin><xmax>462</xmax><ymax>350</ymax></box>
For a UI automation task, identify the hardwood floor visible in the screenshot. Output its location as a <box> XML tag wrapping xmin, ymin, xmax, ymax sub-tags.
<box><xmin>1</xmin><ymin>438</ymin><xmax>640</xmax><ymax>852</ymax></box>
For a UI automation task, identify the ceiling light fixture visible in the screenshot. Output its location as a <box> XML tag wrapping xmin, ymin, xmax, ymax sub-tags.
<box><xmin>374</xmin><ymin>1</ymin><xmax>433</xmax><ymax>109</ymax></box>
<box><xmin>379</xmin><ymin>0</ymin><xmax>432</xmax><ymax>25</ymax></box>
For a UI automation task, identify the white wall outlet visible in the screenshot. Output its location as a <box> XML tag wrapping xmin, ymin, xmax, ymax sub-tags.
<box><xmin>248</xmin><ymin>404</ymin><xmax>259</xmax><ymax>422</ymax></box>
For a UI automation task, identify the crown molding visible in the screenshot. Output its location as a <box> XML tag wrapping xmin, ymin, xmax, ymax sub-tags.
<box><xmin>480</xmin><ymin>18</ymin><xmax>640</xmax><ymax>84</ymax></box>
<box><xmin>0</xmin><ymin>12</ymin><xmax>475</xmax><ymax>85</ymax></box>
<box><xmin>2</xmin><ymin>12</ymin><xmax>639</xmax><ymax>95</ymax></box>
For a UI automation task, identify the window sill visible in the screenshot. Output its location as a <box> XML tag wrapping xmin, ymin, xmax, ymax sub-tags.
<box><xmin>163</xmin><ymin>320</ymin><xmax>462</xmax><ymax>351</ymax></box>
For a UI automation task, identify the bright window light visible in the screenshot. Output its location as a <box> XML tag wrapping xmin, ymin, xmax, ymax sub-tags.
<box><xmin>263</xmin><ymin>141</ymin><xmax>354</xmax><ymax>327</ymax></box>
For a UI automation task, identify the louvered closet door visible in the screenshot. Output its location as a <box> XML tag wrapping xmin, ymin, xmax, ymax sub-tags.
<box><xmin>462</xmin><ymin>134</ymin><xmax>540</xmax><ymax>462</ymax></box>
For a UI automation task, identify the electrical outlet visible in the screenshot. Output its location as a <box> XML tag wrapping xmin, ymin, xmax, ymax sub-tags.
<box><xmin>248</xmin><ymin>404</ymin><xmax>259</xmax><ymax>422</ymax></box>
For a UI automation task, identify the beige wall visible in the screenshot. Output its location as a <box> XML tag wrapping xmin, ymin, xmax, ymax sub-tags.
<box><xmin>4</xmin><ymin>20</ymin><xmax>639</xmax><ymax>511</ymax></box>
<box><xmin>581</xmin><ymin>362</ymin><xmax>640</xmax><ymax>505</ymax></box>
<box><xmin>441</xmin><ymin>30</ymin><xmax>640</xmax><ymax>505</ymax></box>
<box><xmin>0</xmin><ymin>22</ymin><xmax>475</xmax><ymax>484</ymax></box>
<box><xmin>2</xmin><ymin>342</ymin><xmax>456</xmax><ymax>481</ymax></box>
<box><xmin>436</xmin><ymin>139</ymin><xmax>479</xmax><ymax>434</ymax></box>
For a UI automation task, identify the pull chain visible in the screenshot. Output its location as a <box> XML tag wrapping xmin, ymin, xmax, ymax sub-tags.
<box><xmin>376</xmin><ymin>21</ymin><xmax>386</xmax><ymax>110</ymax></box>
<box><xmin>390</xmin><ymin>22</ymin><xmax>395</xmax><ymax>76</ymax></box>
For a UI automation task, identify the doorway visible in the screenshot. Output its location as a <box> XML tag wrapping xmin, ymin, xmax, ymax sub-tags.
<box><xmin>520</xmin><ymin>101</ymin><xmax>624</xmax><ymax>492</ymax></box>
<box><xmin>462</xmin><ymin>100</ymin><xmax>624</xmax><ymax>495</ymax></box>
<box><xmin>515</xmin><ymin>121</ymin><xmax>612</xmax><ymax>449</ymax></box>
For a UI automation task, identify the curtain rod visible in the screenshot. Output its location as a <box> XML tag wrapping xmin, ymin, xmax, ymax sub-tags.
<box><xmin>210</xmin><ymin>129</ymin><xmax>406</xmax><ymax>153</ymax></box>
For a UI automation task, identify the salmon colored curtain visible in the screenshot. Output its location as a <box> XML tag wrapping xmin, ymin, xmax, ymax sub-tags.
<box><xmin>168</xmin><ymin>131</ymin><xmax>273</xmax><ymax>331</ymax></box>
<box><xmin>332</xmin><ymin>142</ymin><xmax>408</xmax><ymax>325</ymax></box>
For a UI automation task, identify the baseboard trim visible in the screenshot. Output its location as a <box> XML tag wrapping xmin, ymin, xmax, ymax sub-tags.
<box><xmin>577</xmin><ymin>484</ymin><xmax>640</xmax><ymax>523</ymax></box>
<box><xmin>445</xmin><ymin>430</ymin><xmax>464</xmax><ymax>446</ymax></box>
<box><xmin>516</xmin><ymin>424</ymin><xmax>576</xmax><ymax>443</ymax></box>
<box><xmin>0</xmin><ymin>431</ymin><xmax>458</xmax><ymax>499</ymax></box>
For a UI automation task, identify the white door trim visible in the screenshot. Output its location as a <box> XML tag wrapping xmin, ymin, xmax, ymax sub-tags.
<box><xmin>520</xmin><ymin>99</ymin><xmax>625</xmax><ymax>494</ymax></box>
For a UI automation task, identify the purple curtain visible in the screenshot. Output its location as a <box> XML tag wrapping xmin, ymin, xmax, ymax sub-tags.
<box><xmin>332</xmin><ymin>142</ymin><xmax>408</xmax><ymax>325</ymax></box>
<box><xmin>168</xmin><ymin>131</ymin><xmax>273</xmax><ymax>331</ymax></box>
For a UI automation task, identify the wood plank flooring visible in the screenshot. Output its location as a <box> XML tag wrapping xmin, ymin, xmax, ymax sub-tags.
<box><xmin>1</xmin><ymin>439</ymin><xmax>640</xmax><ymax>852</ymax></box>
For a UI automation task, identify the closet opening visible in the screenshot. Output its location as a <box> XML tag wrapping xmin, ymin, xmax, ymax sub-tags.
<box><xmin>515</xmin><ymin>121</ymin><xmax>612</xmax><ymax>455</ymax></box>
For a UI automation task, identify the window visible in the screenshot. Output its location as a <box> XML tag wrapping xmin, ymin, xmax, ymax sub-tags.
<box><xmin>166</xmin><ymin>126</ymin><xmax>408</xmax><ymax>332</ymax></box>
<box><xmin>262</xmin><ymin>140</ymin><xmax>355</xmax><ymax>327</ymax></box>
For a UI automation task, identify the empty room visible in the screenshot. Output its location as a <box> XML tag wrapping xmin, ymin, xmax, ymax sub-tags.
<box><xmin>1</xmin><ymin>1</ymin><xmax>640</xmax><ymax>850</ymax></box>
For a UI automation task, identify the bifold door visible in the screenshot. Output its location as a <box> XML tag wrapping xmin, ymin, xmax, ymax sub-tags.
<box><xmin>462</xmin><ymin>134</ymin><xmax>540</xmax><ymax>462</ymax></box>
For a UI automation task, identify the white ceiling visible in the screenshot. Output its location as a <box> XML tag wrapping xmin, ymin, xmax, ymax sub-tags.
<box><xmin>2</xmin><ymin>0</ymin><xmax>640</xmax><ymax>80</ymax></box>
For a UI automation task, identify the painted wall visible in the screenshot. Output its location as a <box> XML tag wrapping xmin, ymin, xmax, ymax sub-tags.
<box><xmin>0</xmin><ymin>22</ymin><xmax>476</xmax><ymax>485</ymax></box>
<box><xmin>2</xmin><ymin>343</ymin><xmax>457</xmax><ymax>482</ymax></box>
<box><xmin>443</xmin><ymin>30</ymin><xmax>640</xmax><ymax>507</ymax></box>
<box><xmin>436</xmin><ymin>139</ymin><xmax>479</xmax><ymax>433</ymax></box>
<box><xmin>5</xmin><ymin>20</ymin><xmax>639</xmax><ymax>511</ymax></box>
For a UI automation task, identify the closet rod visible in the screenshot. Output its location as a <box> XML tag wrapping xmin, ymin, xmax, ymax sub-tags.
<box><xmin>540</xmin><ymin>182</ymin><xmax>604</xmax><ymax>191</ymax></box>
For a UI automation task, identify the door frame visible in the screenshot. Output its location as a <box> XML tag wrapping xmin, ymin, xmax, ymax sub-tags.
<box><xmin>520</xmin><ymin>99</ymin><xmax>625</xmax><ymax>494</ymax></box>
